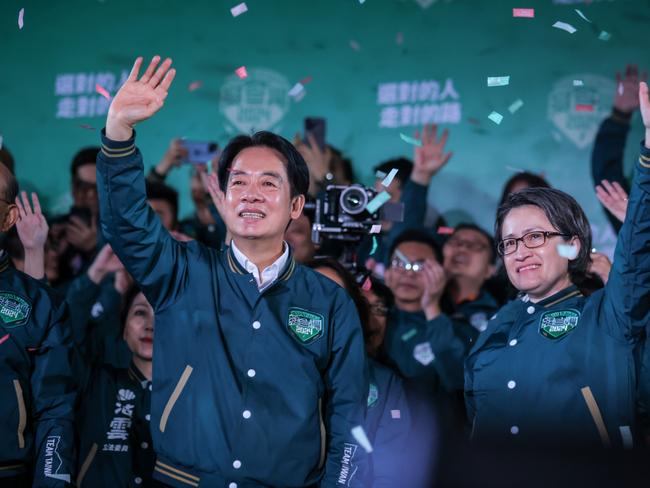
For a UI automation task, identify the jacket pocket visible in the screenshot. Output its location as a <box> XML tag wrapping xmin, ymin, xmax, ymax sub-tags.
<box><xmin>12</xmin><ymin>380</ymin><xmax>26</xmax><ymax>449</ymax></box>
<box><xmin>160</xmin><ymin>365</ymin><xmax>193</xmax><ymax>433</ymax></box>
<box><xmin>76</xmin><ymin>443</ymin><xmax>98</xmax><ymax>487</ymax></box>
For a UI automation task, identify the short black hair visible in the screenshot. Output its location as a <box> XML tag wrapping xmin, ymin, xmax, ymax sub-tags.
<box><xmin>146</xmin><ymin>181</ymin><xmax>179</xmax><ymax>222</ymax></box>
<box><xmin>0</xmin><ymin>146</ymin><xmax>15</xmax><ymax>175</ymax></box>
<box><xmin>389</xmin><ymin>228</ymin><xmax>442</xmax><ymax>263</ymax></box>
<box><xmin>368</xmin><ymin>276</ymin><xmax>395</xmax><ymax>310</ymax></box>
<box><xmin>373</xmin><ymin>158</ymin><xmax>413</xmax><ymax>188</ymax></box>
<box><xmin>499</xmin><ymin>171</ymin><xmax>551</xmax><ymax>207</ymax></box>
<box><xmin>329</xmin><ymin>146</ymin><xmax>356</xmax><ymax>184</ymax></box>
<box><xmin>217</xmin><ymin>131</ymin><xmax>309</xmax><ymax>198</ymax></box>
<box><xmin>71</xmin><ymin>147</ymin><xmax>100</xmax><ymax>178</ymax></box>
<box><xmin>0</xmin><ymin>163</ymin><xmax>18</xmax><ymax>204</ymax></box>
<box><xmin>495</xmin><ymin>187</ymin><xmax>592</xmax><ymax>285</ymax></box>
<box><xmin>450</xmin><ymin>223</ymin><xmax>497</xmax><ymax>264</ymax></box>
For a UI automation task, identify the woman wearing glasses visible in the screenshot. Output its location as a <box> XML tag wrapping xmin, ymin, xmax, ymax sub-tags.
<box><xmin>465</xmin><ymin>83</ymin><xmax>650</xmax><ymax>447</ymax></box>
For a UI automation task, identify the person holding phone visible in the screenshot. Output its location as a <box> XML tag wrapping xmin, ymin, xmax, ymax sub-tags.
<box><xmin>96</xmin><ymin>55</ymin><xmax>369</xmax><ymax>487</ymax></box>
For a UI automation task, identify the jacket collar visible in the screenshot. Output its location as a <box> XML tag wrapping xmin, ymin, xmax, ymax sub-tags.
<box><xmin>128</xmin><ymin>362</ymin><xmax>150</xmax><ymax>390</ymax></box>
<box><xmin>525</xmin><ymin>284</ymin><xmax>583</xmax><ymax>309</ymax></box>
<box><xmin>0</xmin><ymin>251</ymin><xmax>9</xmax><ymax>274</ymax></box>
<box><xmin>225</xmin><ymin>243</ymin><xmax>296</xmax><ymax>283</ymax></box>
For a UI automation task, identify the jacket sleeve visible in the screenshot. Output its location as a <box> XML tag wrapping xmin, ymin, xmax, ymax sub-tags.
<box><xmin>32</xmin><ymin>298</ymin><xmax>77</xmax><ymax>487</ymax></box>
<box><xmin>96</xmin><ymin>130</ymin><xmax>190</xmax><ymax>312</ymax></box>
<box><xmin>591</xmin><ymin>116</ymin><xmax>632</xmax><ymax>232</ymax></box>
<box><xmin>601</xmin><ymin>143</ymin><xmax>650</xmax><ymax>339</ymax></box>
<box><xmin>321</xmin><ymin>291</ymin><xmax>370</xmax><ymax>487</ymax></box>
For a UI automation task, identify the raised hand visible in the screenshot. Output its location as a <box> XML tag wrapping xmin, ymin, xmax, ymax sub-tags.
<box><xmin>588</xmin><ymin>252</ymin><xmax>612</xmax><ymax>285</ymax></box>
<box><xmin>87</xmin><ymin>244</ymin><xmax>125</xmax><ymax>285</ymax></box>
<box><xmin>15</xmin><ymin>191</ymin><xmax>48</xmax><ymax>252</ymax></box>
<box><xmin>640</xmin><ymin>82</ymin><xmax>650</xmax><ymax>149</ymax></box>
<box><xmin>412</xmin><ymin>124</ymin><xmax>453</xmax><ymax>186</ymax></box>
<box><xmin>293</xmin><ymin>133</ymin><xmax>331</xmax><ymax>195</ymax></box>
<box><xmin>106</xmin><ymin>56</ymin><xmax>176</xmax><ymax>141</ymax></box>
<box><xmin>614</xmin><ymin>65</ymin><xmax>647</xmax><ymax>114</ymax></box>
<box><xmin>595</xmin><ymin>179</ymin><xmax>628</xmax><ymax>223</ymax></box>
<box><xmin>155</xmin><ymin>138</ymin><xmax>188</xmax><ymax>176</ymax></box>
<box><xmin>420</xmin><ymin>259</ymin><xmax>447</xmax><ymax>320</ymax></box>
<box><xmin>65</xmin><ymin>215</ymin><xmax>97</xmax><ymax>253</ymax></box>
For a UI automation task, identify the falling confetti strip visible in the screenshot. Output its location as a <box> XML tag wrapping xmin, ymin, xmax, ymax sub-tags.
<box><xmin>0</xmin><ymin>334</ymin><xmax>9</xmax><ymax>346</ymax></box>
<box><xmin>401</xmin><ymin>328</ymin><xmax>417</xmax><ymax>341</ymax></box>
<box><xmin>437</xmin><ymin>226</ymin><xmax>455</xmax><ymax>235</ymax></box>
<box><xmin>512</xmin><ymin>8</ymin><xmax>534</xmax><ymax>18</ymax></box>
<box><xmin>381</xmin><ymin>168</ymin><xmax>399</xmax><ymax>187</ymax></box>
<box><xmin>553</xmin><ymin>21</ymin><xmax>577</xmax><ymax>34</ymax></box>
<box><xmin>396</xmin><ymin>31</ymin><xmax>404</xmax><ymax>45</ymax></box>
<box><xmin>375</xmin><ymin>170</ymin><xmax>387</xmax><ymax>179</ymax></box>
<box><xmin>573</xmin><ymin>80</ymin><xmax>584</xmax><ymax>86</ymax></box>
<box><xmin>230</xmin><ymin>2</ymin><xmax>248</xmax><ymax>17</ymax></box>
<box><xmin>488</xmin><ymin>111</ymin><xmax>504</xmax><ymax>125</ymax></box>
<box><xmin>235</xmin><ymin>66</ymin><xmax>248</xmax><ymax>79</ymax></box>
<box><xmin>487</xmin><ymin>76</ymin><xmax>510</xmax><ymax>87</ymax></box>
<box><xmin>399</xmin><ymin>133</ymin><xmax>422</xmax><ymax>147</ymax></box>
<box><xmin>618</xmin><ymin>83</ymin><xmax>624</xmax><ymax>96</ymax></box>
<box><xmin>367</xmin><ymin>191</ymin><xmax>391</xmax><ymax>214</ymax></box>
<box><xmin>574</xmin><ymin>9</ymin><xmax>592</xmax><ymax>23</ymax></box>
<box><xmin>557</xmin><ymin>244</ymin><xmax>578</xmax><ymax>259</ymax></box>
<box><xmin>508</xmin><ymin>99</ymin><xmax>524</xmax><ymax>114</ymax></box>
<box><xmin>299</xmin><ymin>75</ymin><xmax>313</xmax><ymax>85</ymax></box>
<box><xmin>95</xmin><ymin>83</ymin><xmax>111</xmax><ymax>100</ymax></box>
<box><xmin>18</xmin><ymin>8</ymin><xmax>24</xmax><ymax>29</ymax></box>
<box><xmin>370</xmin><ymin>236</ymin><xmax>379</xmax><ymax>256</ymax></box>
<box><xmin>505</xmin><ymin>165</ymin><xmax>526</xmax><ymax>173</ymax></box>
<box><xmin>391</xmin><ymin>410</ymin><xmax>401</xmax><ymax>419</ymax></box>
<box><xmin>575</xmin><ymin>104</ymin><xmax>594</xmax><ymax>112</ymax></box>
<box><xmin>288</xmin><ymin>82</ymin><xmax>304</xmax><ymax>97</ymax></box>
<box><xmin>362</xmin><ymin>277</ymin><xmax>372</xmax><ymax>291</ymax></box>
<box><xmin>370</xmin><ymin>224</ymin><xmax>382</xmax><ymax>234</ymax></box>
<box><xmin>79</xmin><ymin>124</ymin><xmax>95</xmax><ymax>130</ymax></box>
<box><xmin>188</xmin><ymin>81</ymin><xmax>203</xmax><ymax>92</ymax></box>
<box><xmin>349</xmin><ymin>40</ymin><xmax>361</xmax><ymax>51</ymax></box>
<box><xmin>598</xmin><ymin>31</ymin><xmax>611</xmax><ymax>41</ymax></box>
<box><xmin>351</xmin><ymin>426</ymin><xmax>373</xmax><ymax>453</ymax></box>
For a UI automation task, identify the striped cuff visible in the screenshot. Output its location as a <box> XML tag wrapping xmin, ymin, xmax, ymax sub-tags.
<box><xmin>639</xmin><ymin>141</ymin><xmax>650</xmax><ymax>169</ymax></box>
<box><xmin>100</xmin><ymin>128</ymin><xmax>136</xmax><ymax>159</ymax></box>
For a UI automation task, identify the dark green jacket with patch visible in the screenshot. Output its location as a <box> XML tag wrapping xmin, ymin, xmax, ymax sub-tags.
<box><xmin>465</xmin><ymin>146</ymin><xmax>650</xmax><ymax>447</ymax></box>
<box><xmin>0</xmin><ymin>253</ymin><xmax>76</xmax><ymax>486</ymax></box>
<box><xmin>96</xmin><ymin>131</ymin><xmax>369</xmax><ymax>487</ymax></box>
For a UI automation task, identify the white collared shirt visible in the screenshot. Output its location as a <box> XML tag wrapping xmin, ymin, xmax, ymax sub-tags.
<box><xmin>230</xmin><ymin>240</ymin><xmax>289</xmax><ymax>291</ymax></box>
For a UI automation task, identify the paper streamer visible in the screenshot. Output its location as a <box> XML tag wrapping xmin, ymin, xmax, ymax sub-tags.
<box><xmin>437</xmin><ymin>226</ymin><xmax>455</xmax><ymax>235</ymax></box>
<box><xmin>508</xmin><ymin>99</ymin><xmax>524</xmax><ymax>114</ymax></box>
<box><xmin>391</xmin><ymin>410</ymin><xmax>401</xmax><ymax>419</ymax></box>
<box><xmin>235</xmin><ymin>66</ymin><xmax>248</xmax><ymax>79</ymax></box>
<box><xmin>0</xmin><ymin>333</ymin><xmax>9</xmax><ymax>345</ymax></box>
<box><xmin>370</xmin><ymin>236</ymin><xmax>378</xmax><ymax>256</ymax></box>
<box><xmin>351</xmin><ymin>425</ymin><xmax>373</xmax><ymax>453</ymax></box>
<box><xmin>574</xmin><ymin>9</ymin><xmax>592</xmax><ymax>23</ymax></box>
<box><xmin>18</xmin><ymin>8</ymin><xmax>24</xmax><ymax>29</ymax></box>
<box><xmin>598</xmin><ymin>31</ymin><xmax>611</xmax><ymax>41</ymax></box>
<box><xmin>487</xmin><ymin>76</ymin><xmax>510</xmax><ymax>87</ymax></box>
<box><xmin>369</xmin><ymin>224</ymin><xmax>382</xmax><ymax>234</ymax></box>
<box><xmin>381</xmin><ymin>168</ymin><xmax>399</xmax><ymax>187</ymax></box>
<box><xmin>401</xmin><ymin>328</ymin><xmax>417</xmax><ymax>342</ymax></box>
<box><xmin>362</xmin><ymin>277</ymin><xmax>372</xmax><ymax>291</ymax></box>
<box><xmin>188</xmin><ymin>81</ymin><xmax>203</xmax><ymax>92</ymax></box>
<box><xmin>366</xmin><ymin>191</ymin><xmax>391</xmax><ymax>214</ymax></box>
<box><xmin>399</xmin><ymin>133</ymin><xmax>422</xmax><ymax>147</ymax></box>
<box><xmin>95</xmin><ymin>83</ymin><xmax>111</xmax><ymax>100</ymax></box>
<box><xmin>553</xmin><ymin>21</ymin><xmax>577</xmax><ymax>34</ymax></box>
<box><xmin>513</xmin><ymin>8</ymin><xmax>534</xmax><ymax>18</ymax></box>
<box><xmin>573</xmin><ymin>80</ymin><xmax>584</xmax><ymax>87</ymax></box>
<box><xmin>488</xmin><ymin>111</ymin><xmax>503</xmax><ymax>125</ymax></box>
<box><xmin>230</xmin><ymin>2</ymin><xmax>248</xmax><ymax>17</ymax></box>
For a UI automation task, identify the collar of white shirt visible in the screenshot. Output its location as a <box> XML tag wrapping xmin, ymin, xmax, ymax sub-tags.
<box><xmin>230</xmin><ymin>239</ymin><xmax>289</xmax><ymax>291</ymax></box>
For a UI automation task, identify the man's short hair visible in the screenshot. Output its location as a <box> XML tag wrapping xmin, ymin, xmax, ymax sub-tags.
<box><xmin>0</xmin><ymin>163</ymin><xmax>18</xmax><ymax>204</ymax></box>
<box><xmin>217</xmin><ymin>131</ymin><xmax>309</xmax><ymax>198</ymax></box>
<box><xmin>146</xmin><ymin>181</ymin><xmax>179</xmax><ymax>221</ymax></box>
<box><xmin>0</xmin><ymin>146</ymin><xmax>15</xmax><ymax>175</ymax></box>
<box><xmin>389</xmin><ymin>228</ymin><xmax>442</xmax><ymax>263</ymax></box>
<box><xmin>71</xmin><ymin>147</ymin><xmax>100</xmax><ymax>178</ymax></box>
<box><xmin>451</xmin><ymin>223</ymin><xmax>497</xmax><ymax>264</ymax></box>
<box><xmin>373</xmin><ymin>158</ymin><xmax>413</xmax><ymax>188</ymax></box>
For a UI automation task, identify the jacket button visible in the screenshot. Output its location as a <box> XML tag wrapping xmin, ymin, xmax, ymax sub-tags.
<box><xmin>145</xmin><ymin>414</ymin><xmax>151</xmax><ymax>421</ymax></box>
<box><xmin>140</xmin><ymin>442</ymin><xmax>148</xmax><ymax>449</ymax></box>
<box><xmin>134</xmin><ymin>477</ymin><xmax>142</xmax><ymax>485</ymax></box>
<box><xmin>527</xmin><ymin>306</ymin><xmax>535</xmax><ymax>314</ymax></box>
<box><xmin>507</xmin><ymin>380</ymin><xmax>516</xmax><ymax>389</ymax></box>
<box><xmin>510</xmin><ymin>426</ymin><xmax>519</xmax><ymax>435</ymax></box>
<box><xmin>252</xmin><ymin>321</ymin><xmax>261</xmax><ymax>329</ymax></box>
<box><xmin>509</xmin><ymin>339</ymin><xmax>517</xmax><ymax>346</ymax></box>
<box><xmin>233</xmin><ymin>460</ymin><xmax>242</xmax><ymax>469</ymax></box>
<box><xmin>242</xmin><ymin>410</ymin><xmax>252</xmax><ymax>419</ymax></box>
<box><xmin>247</xmin><ymin>369</ymin><xmax>256</xmax><ymax>378</ymax></box>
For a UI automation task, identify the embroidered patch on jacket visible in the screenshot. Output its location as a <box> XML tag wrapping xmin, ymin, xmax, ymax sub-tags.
<box><xmin>539</xmin><ymin>309</ymin><xmax>580</xmax><ymax>340</ymax></box>
<box><xmin>287</xmin><ymin>307</ymin><xmax>324</xmax><ymax>344</ymax></box>
<box><xmin>0</xmin><ymin>292</ymin><xmax>31</xmax><ymax>327</ymax></box>
<box><xmin>367</xmin><ymin>383</ymin><xmax>379</xmax><ymax>407</ymax></box>
<box><xmin>413</xmin><ymin>341</ymin><xmax>435</xmax><ymax>365</ymax></box>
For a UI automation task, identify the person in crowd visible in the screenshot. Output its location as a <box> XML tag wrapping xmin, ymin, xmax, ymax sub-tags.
<box><xmin>96</xmin><ymin>55</ymin><xmax>369</xmax><ymax>486</ymax></box>
<box><xmin>498</xmin><ymin>171</ymin><xmax>551</xmax><ymax>208</ymax></box>
<box><xmin>465</xmin><ymin>82</ymin><xmax>650</xmax><ymax>447</ymax></box>
<box><xmin>0</xmin><ymin>163</ymin><xmax>76</xmax><ymax>487</ymax></box>
<box><xmin>284</xmin><ymin>201</ymin><xmax>317</xmax><ymax>263</ymax></box>
<box><xmin>74</xmin><ymin>284</ymin><xmax>155</xmax><ymax>487</ymax></box>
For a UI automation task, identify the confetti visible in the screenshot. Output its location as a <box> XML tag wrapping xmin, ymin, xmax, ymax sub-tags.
<box><xmin>18</xmin><ymin>8</ymin><xmax>24</xmax><ymax>29</ymax></box>
<box><xmin>508</xmin><ymin>99</ymin><xmax>524</xmax><ymax>114</ymax></box>
<box><xmin>370</xmin><ymin>236</ymin><xmax>378</xmax><ymax>255</ymax></box>
<box><xmin>399</xmin><ymin>133</ymin><xmax>422</xmax><ymax>147</ymax></box>
<box><xmin>362</xmin><ymin>276</ymin><xmax>372</xmax><ymax>291</ymax></box>
<box><xmin>349</xmin><ymin>40</ymin><xmax>361</xmax><ymax>51</ymax></box>
<box><xmin>230</xmin><ymin>2</ymin><xmax>248</xmax><ymax>17</ymax></box>
<box><xmin>235</xmin><ymin>66</ymin><xmax>248</xmax><ymax>79</ymax></box>
<box><xmin>487</xmin><ymin>76</ymin><xmax>510</xmax><ymax>87</ymax></box>
<box><xmin>512</xmin><ymin>8</ymin><xmax>534</xmax><ymax>18</ymax></box>
<box><xmin>505</xmin><ymin>165</ymin><xmax>525</xmax><ymax>173</ymax></box>
<box><xmin>391</xmin><ymin>409</ymin><xmax>401</xmax><ymax>419</ymax></box>
<box><xmin>394</xmin><ymin>249</ymin><xmax>409</xmax><ymax>264</ymax></box>
<box><xmin>598</xmin><ymin>31</ymin><xmax>611</xmax><ymax>41</ymax></box>
<box><xmin>188</xmin><ymin>81</ymin><xmax>203</xmax><ymax>92</ymax></box>
<box><xmin>574</xmin><ymin>9</ymin><xmax>592</xmax><ymax>23</ymax></box>
<box><xmin>351</xmin><ymin>425</ymin><xmax>373</xmax><ymax>453</ymax></box>
<box><xmin>0</xmin><ymin>333</ymin><xmax>9</xmax><ymax>345</ymax></box>
<box><xmin>370</xmin><ymin>224</ymin><xmax>382</xmax><ymax>234</ymax></box>
<box><xmin>79</xmin><ymin>124</ymin><xmax>95</xmax><ymax>130</ymax></box>
<box><xmin>299</xmin><ymin>75</ymin><xmax>313</xmax><ymax>85</ymax></box>
<box><xmin>374</xmin><ymin>170</ymin><xmax>387</xmax><ymax>179</ymax></box>
<box><xmin>437</xmin><ymin>226</ymin><xmax>455</xmax><ymax>235</ymax></box>
<box><xmin>366</xmin><ymin>191</ymin><xmax>391</xmax><ymax>214</ymax></box>
<box><xmin>575</xmin><ymin>104</ymin><xmax>594</xmax><ymax>112</ymax></box>
<box><xmin>288</xmin><ymin>82</ymin><xmax>305</xmax><ymax>97</ymax></box>
<box><xmin>553</xmin><ymin>21</ymin><xmax>577</xmax><ymax>34</ymax></box>
<box><xmin>95</xmin><ymin>83</ymin><xmax>111</xmax><ymax>100</ymax></box>
<box><xmin>401</xmin><ymin>328</ymin><xmax>417</xmax><ymax>341</ymax></box>
<box><xmin>573</xmin><ymin>80</ymin><xmax>584</xmax><ymax>86</ymax></box>
<box><xmin>381</xmin><ymin>168</ymin><xmax>399</xmax><ymax>188</ymax></box>
<box><xmin>488</xmin><ymin>111</ymin><xmax>504</xmax><ymax>125</ymax></box>
<box><xmin>557</xmin><ymin>244</ymin><xmax>578</xmax><ymax>259</ymax></box>
<box><xmin>618</xmin><ymin>83</ymin><xmax>624</xmax><ymax>96</ymax></box>
<box><xmin>396</xmin><ymin>32</ymin><xmax>404</xmax><ymax>45</ymax></box>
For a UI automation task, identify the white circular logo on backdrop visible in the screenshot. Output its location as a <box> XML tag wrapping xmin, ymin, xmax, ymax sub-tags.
<box><xmin>547</xmin><ymin>74</ymin><xmax>615</xmax><ymax>149</ymax></box>
<box><xmin>219</xmin><ymin>68</ymin><xmax>290</xmax><ymax>135</ymax></box>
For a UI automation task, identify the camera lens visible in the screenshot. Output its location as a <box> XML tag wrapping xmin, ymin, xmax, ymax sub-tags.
<box><xmin>339</xmin><ymin>185</ymin><xmax>368</xmax><ymax>215</ymax></box>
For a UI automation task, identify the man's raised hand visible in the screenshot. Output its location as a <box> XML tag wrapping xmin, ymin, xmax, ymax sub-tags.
<box><xmin>411</xmin><ymin>124</ymin><xmax>452</xmax><ymax>186</ymax></box>
<box><xmin>106</xmin><ymin>56</ymin><xmax>176</xmax><ymax>141</ymax></box>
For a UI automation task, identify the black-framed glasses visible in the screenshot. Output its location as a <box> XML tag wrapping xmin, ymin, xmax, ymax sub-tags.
<box><xmin>369</xmin><ymin>303</ymin><xmax>389</xmax><ymax>317</ymax></box>
<box><xmin>497</xmin><ymin>231</ymin><xmax>569</xmax><ymax>256</ymax></box>
<box><xmin>390</xmin><ymin>258</ymin><xmax>425</xmax><ymax>273</ymax></box>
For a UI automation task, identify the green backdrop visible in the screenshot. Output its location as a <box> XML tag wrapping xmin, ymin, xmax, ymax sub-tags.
<box><xmin>2</xmin><ymin>0</ymin><xmax>649</xmax><ymax>255</ymax></box>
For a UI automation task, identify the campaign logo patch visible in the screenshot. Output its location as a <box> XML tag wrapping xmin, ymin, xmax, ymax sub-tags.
<box><xmin>287</xmin><ymin>307</ymin><xmax>324</xmax><ymax>344</ymax></box>
<box><xmin>539</xmin><ymin>309</ymin><xmax>580</xmax><ymax>340</ymax></box>
<box><xmin>413</xmin><ymin>341</ymin><xmax>435</xmax><ymax>366</ymax></box>
<box><xmin>0</xmin><ymin>292</ymin><xmax>31</xmax><ymax>327</ymax></box>
<box><xmin>367</xmin><ymin>383</ymin><xmax>379</xmax><ymax>408</ymax></box>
